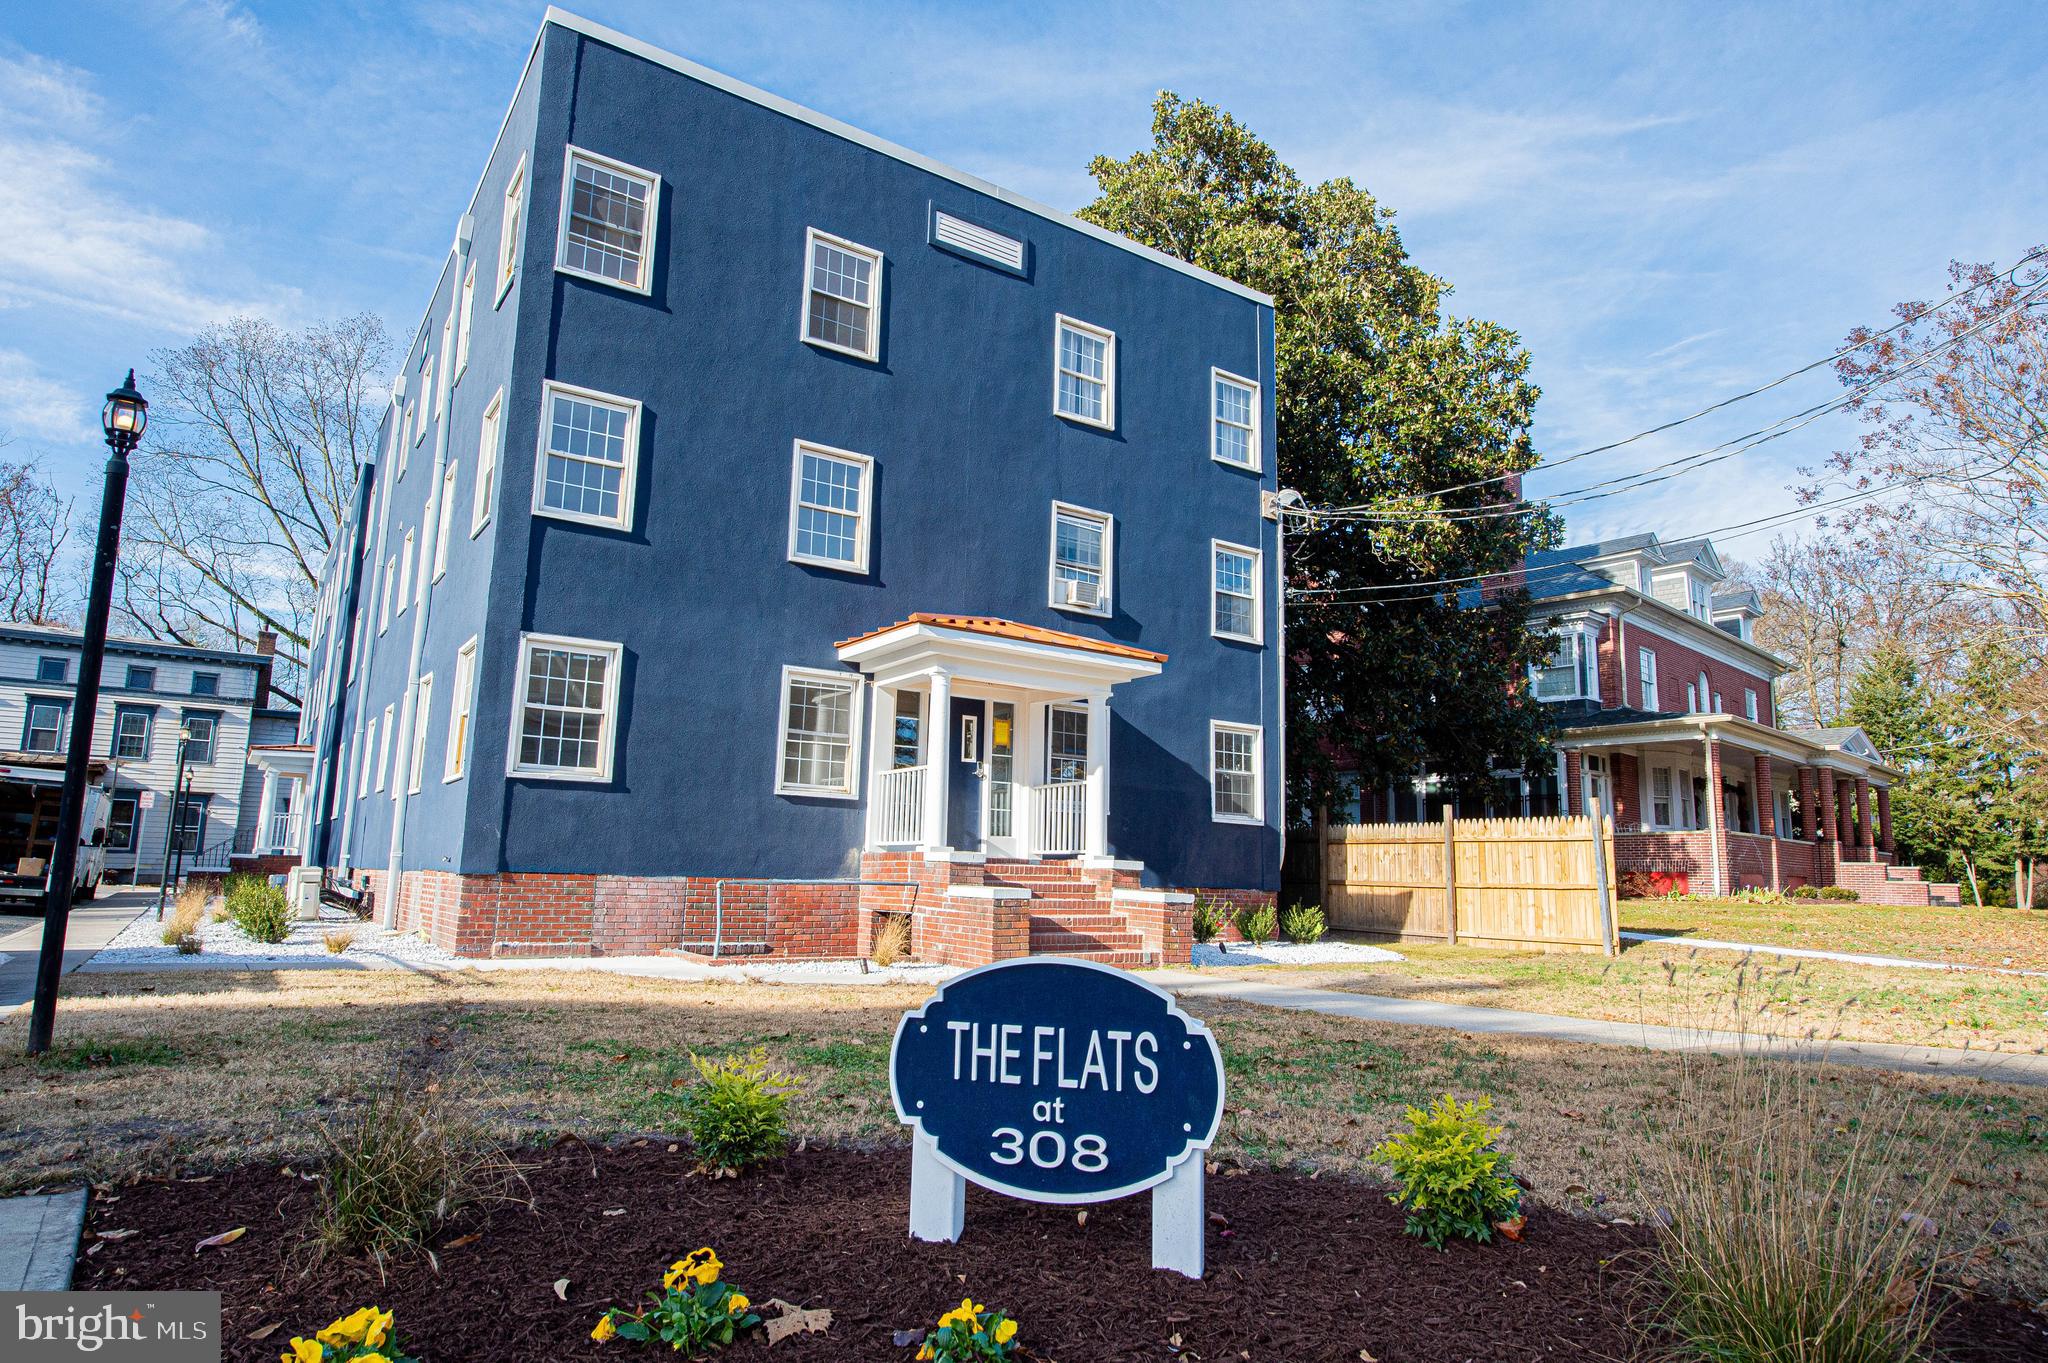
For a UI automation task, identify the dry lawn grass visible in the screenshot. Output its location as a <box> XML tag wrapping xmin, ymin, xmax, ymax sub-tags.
<box><xmin>1204</xmin><ymin>939</ymin><xmax>2048</xmax><ymax>1051</ymax></box>
<box><xmin>1622</xmin><ymin>895</ymin><xmax>2048</xmax><ymax>971</ymax></box>
<box><xmin>1</xmin><ymin>966</ymin><xmax>2044</xmax><ymax>1287</ymax></box>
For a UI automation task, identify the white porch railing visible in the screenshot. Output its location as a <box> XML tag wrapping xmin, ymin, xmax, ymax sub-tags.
<box><xmin>1029</xmin><ymin>780</ymin><xmax>1087</xmax><ymax>856</ymax></box>
<box><xmin>872</xmin><ymin>765</ymin><xmax>927</xmax><ymax>846</ymax></box>
<box><xmin>266</xmin><ymin>811</ymin><xmax>302</xmax><ymax>853</ymax></box>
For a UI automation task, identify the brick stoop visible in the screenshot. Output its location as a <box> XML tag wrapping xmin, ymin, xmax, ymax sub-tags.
<box><xmin>986</xmin><ymin>858</ymin><xmax>1159</xmax><ymax>967</ymax></box>
<box><xmin>1832</xmin><ymin>860</ymin><xmax>1940</xmax><ymax>907</ymax></box>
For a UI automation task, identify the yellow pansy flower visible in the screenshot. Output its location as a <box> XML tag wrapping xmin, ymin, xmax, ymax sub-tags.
<box><xmin>726</xmin><ymin>1293</ymin><xmax>749</xmax><ymax>1315</ymax></box>
<box><xmin>317</xmin><ymin>1308</ymin><xmax>376</xmax><ymax>1347</ymax></box>
<box><xmin>592</xmin><ymin>1313</ymin><xmax>618</xmax><ymax>1342</ymax></box>
<box><xmin>360</xmin><ymin>1308</ymin><xmax>394</xmax><ymax>1349</ymax></box>
<box><xmin>282</xmin><ymin>1339</ymin><xmax>322</xmax><ymax>1363</ymax></box>
<box><xmin>994</xmin><ymin>1318</ymin><xmax>1018</xmax><ymax>1344</ymax></box>
<box><xmin>357</xmin><ymin>1355</ymin><xmax>391</xmax><ymax>1363</ymax></box>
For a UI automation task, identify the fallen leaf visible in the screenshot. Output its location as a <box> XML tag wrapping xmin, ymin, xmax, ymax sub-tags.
<box><xmin>1494</xmin><ymin>1215</ymin><xmax>1526</xmax><ymax>1242</ymax></box>
<box><xmin>194</xmin><ymin>1228</ymin><xmax>245</xmax><ymax>1253</ymax></box>
<box><xmin>554</xmin><ymin>1278</ymin><xmax>571</xmax><ymax>1301</ymax></box>
<box><xmin>1076</xmin><ymin>1210</ymin><xmax>1087</xmax><ymax>1227</ymax></box>
<box><xmin>602</xmin><ymin>1208</ymin><xmax>626</xmax><ymax>1217</ymax></box>
<box><xmin>1557</xmin><ymin>1109</ymin><xmax>1585</xmax><ymax>1121</ymax></box>
<box><xmin>892</xmin><ymin>1329</ymin><xmax>926</xmax><ymax>1347</ymax></box>
<box><xmin>762</xmin><ymin>1300</ymin><xmax>832</xmax><ymax>1345</ymax></box>
<box><xmin>247</xmin><ymin>1323</ymin><xmax>281</xmax><ymax>1341</ymax></box>
<box><xmin>1899</xmin><ymin>1212</ymin><xmax>1939</xmax><ymax>1238</ymax></box>
<box><xmin>84</xmin><ymin>1243</ymin><xmax>103</xmax><ymax>1257</ymax></box>
<box><xmin>1359</xmin><ymin>1351</ymin><xmax>1378</xmax><ymax>1362</ymax></box>
<box><xmin>442</xmin><ymin>1233</ymin><xmax>482</xmax><ymax>1251</ymax></box>
<box><xmin>96</xmin><ymin>1229</ymin><xmax>139</xmax><ymax>1242</ymax></box>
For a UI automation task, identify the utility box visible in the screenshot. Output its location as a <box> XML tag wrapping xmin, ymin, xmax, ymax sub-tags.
<box><xmin>288</xmin><ymin>865</ymin><xmax>323</xmax><ymax>921</ymax></box>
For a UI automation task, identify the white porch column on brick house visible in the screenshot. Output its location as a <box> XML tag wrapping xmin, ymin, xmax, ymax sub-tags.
<box><xmin>1083</xmin><ymin>689</ymin><xmax>1111</xmax><ymax>859</ymax></box>
<box><xmin>257</xmin><ymin>765</ymin><xmax>281</xmax><ymax>849</ymax></box>
<box><xmin>1702</xmin><ymin>733</ymin><xmax>1727</xmax><ymax>897</ymax></box>
<box><xmin>923</xmin><ymin>669</ymin><xmax>953</xmax><ymax>852</ymax></box>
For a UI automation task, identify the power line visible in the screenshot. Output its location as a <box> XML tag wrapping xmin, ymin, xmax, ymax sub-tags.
<box><xmin>1293</xmin><ymin>274</ymin><xmax>2048</xmax><ymax>527</ymax></box>
<box><xmin>1372</xmin><ymin>244</ymin><xmax>2048</xmax><ymax>503</ymax></box>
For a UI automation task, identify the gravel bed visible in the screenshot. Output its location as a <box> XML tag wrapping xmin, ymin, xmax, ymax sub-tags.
<box><xmin>87</xmin><ymin>903</ymin><xmax>460</xmax><ymax>971</ymax></box>
<box><xmin>1193</xmin><ymin>939</ymin><xmax>1404</xmax><ymax>967</ymax></box>
<box><xmin>730</xmin><ymin>958</ymin><xmax>957</xmax><ymax>983</ymax></box>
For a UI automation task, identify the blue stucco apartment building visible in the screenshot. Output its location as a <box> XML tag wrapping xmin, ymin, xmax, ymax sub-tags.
<box><xmin>298</xmin><ymin>9</ymin><xmax>1280</xmax><ymax>965</ymax></box>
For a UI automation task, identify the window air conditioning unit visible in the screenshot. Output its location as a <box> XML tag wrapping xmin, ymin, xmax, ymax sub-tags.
<box><xmin>1063</xmin><ymin>579</ymin><xmax>1100</xmax><ymax>609</ymax></box>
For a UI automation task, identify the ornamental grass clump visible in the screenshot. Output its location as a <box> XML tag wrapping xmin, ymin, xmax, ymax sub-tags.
<box><xmin>912</xmin><ymin>1298</ymin><xmax>1021</xmax><ymax>1361</ymax></box>
<box><xmin>1644</xmin><ymin>1037</ymin><xmax>1959</xmax><ymax>1363</ymax></box>
<box><xmin>1279</xmin><ymin>902</ymin><xmax>1326</xmax><ymax>944</ymax></box>
<box><xmin>870</xmin><ymin>912</ymin><xmax>912</xmax><ymax>967</ymax></box>
<box><xmin>279</xmin><ymin>1305</ymin><xmax>420</xmax><ymax>1362</ymax></box>
<box><xmin>681</xmin><ymin>1049</ymin><xmax>797</xmax><ymax>1171</ymax></box>
<box><xmin>311</xmin><ymin>1075</ymin><xmax>512</xmax><ymax>1267</ymax></box>
<box><xmin>592</xmin><ymin>1246</ymin><xmax>761</xmax><ymax>1352</ymax></box>
<box><xmin>1371</xmin><ymin>1094</ymin><xmax>1523</xmax><ymax>1249</ymax></box>
<box><xmin>160</xmin><ymin>896</ymin><xmax>204</xmax><ymax>946</ymax></box>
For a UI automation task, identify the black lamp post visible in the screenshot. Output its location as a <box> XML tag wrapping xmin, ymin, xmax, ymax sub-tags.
<box><xmin>25</xmin><ymin>371</ymin><xmax>143</xmax><ymax>1054</ymax></box>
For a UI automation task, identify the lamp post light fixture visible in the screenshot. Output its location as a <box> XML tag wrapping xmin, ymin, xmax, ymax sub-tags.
<box><xmin>25</xmin><ymin>371</ymin><xmax>144</xmax><ymax>1054</ymax></box>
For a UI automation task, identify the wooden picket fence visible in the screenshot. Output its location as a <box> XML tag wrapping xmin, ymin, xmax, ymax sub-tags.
<box><xmin>1307</xmin><ymin>811</ymin><xmax>1618</xmax><ymax>954</ymax></box>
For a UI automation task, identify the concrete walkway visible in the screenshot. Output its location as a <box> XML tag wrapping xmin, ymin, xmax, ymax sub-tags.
<box><xmin>1619</xmin><ymin>929</ymin><xmax>2048</xmax><ymax>978</ymax></box>
<box><xmin>0</xmin><ymin>1188</ymin><xmax>86</xmax><ymax>1290</ymax></box>
<box><xmin>0</xmin><ymin>890</ymin><xmax>151</xmax><ymax>1013</ymax></box>
<box><xmin>1149</xmin><ymin>972</ymin><xmax>2048</xmax><ymax>1088</ymax></box>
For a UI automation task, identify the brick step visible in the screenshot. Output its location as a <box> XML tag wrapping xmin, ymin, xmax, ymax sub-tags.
<box><xmin>1887</xmin><ymin>866</ymin><xmax>1924</xmax><ymax>882</ymax></box>
<box><xmin>1027</xmin><ymin>945</ymin><xmax>1155</xmax><ymax>968</ymax></box>
<box><xmin>1928</xmin><ymin>883</ymin><xmax>1963</xmax><ymax>905</ymax></box>
<box><xmin>1029</xmin><ymin>927</ymin><xmax>1145</xmax><ymax>954</ymax></box>
<box><xmin>1027</xmin><ymin>914</ymin><xmax>1132</xmax><ymax>934</ymax></box>
<box><xmin>1017</xmin><ymin>892</ymin><xmax>1110</xmax><ymax>908</ymax></box>
<box><xmin>992</xmin><ymin>885</ymin><xmax>1104</xmax><ymax>903</ymax></box>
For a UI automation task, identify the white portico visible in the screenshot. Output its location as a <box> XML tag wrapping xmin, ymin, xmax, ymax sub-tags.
<box><xmin>835</xmin><ymin>614</ymin><xmax>1165</xmax><ymax>862</ymax></box>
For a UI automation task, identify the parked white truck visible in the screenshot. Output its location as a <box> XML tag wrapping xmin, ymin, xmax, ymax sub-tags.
<box><xmin>0</xmin><ymin>758</ymin><xmax>111</xmax><ymax>908</ymax></box>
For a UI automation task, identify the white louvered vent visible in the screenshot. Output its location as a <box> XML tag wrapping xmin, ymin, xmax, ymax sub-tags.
<box><xmin>933</xmin><ymin>211</ymin><xmax>1025</xmax><ymax>271</ymax></box>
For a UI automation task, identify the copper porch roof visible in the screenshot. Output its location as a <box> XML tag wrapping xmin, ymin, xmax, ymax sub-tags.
<box><xmin>835</xmin><ymin>614</ymin><xmax>1166</xmax><ymax>664</ymax></box>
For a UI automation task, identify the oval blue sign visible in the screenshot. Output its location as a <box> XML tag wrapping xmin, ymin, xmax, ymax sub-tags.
<box><xmin>890</xmin><ymin>957</ymin><xmax>1225</xmax><ymax>1204</ymax></box>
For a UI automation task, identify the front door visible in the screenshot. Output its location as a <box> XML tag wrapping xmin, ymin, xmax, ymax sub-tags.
<box><xmin>946</xmin><ymin>696</ymin><xmax>985</xmax><ymax>853</ymax></box>
<box><xmin>983</xmin><ymin>700</ymin><xmax>1018</xmax><ymax>856</ymax></box>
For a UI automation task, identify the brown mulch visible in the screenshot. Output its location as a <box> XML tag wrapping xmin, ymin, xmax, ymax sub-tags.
<box><xmin>72</xmin><ymin>1144</ymin><xmax>2045</xmax><ymax>1363</ymax></box>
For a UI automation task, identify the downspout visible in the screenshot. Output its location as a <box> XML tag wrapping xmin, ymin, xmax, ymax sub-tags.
<box><xmin>1267</xmin><ymin>485</ymin><xmax>1303</xmax><ymax>892</ymax></box>
<box><xmin>384</xmin><ymin>213</ymin><xmax>473</xmax><ymax>929</ymax></box>
<box><xmin>334</xmin><ymin>394</ymin><xmax>402</xmax><ymax>876</ymax></box>
<box><xmin>309</xmin><ymin>478</ymin><xmax>375</xmax><ymax>867</ymax></box>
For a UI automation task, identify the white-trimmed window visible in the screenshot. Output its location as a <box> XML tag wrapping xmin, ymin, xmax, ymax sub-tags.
<box><xmin>1534</xmin><ymin>628</ymin><xmax>1596</xmax><ymax>701</ymax></box>
<box><xmin>775</xmin><ymin>666</ymin><xmax>862</xmax><ymax>799</ymax></box>
<box><xmin>510</xmin><ymin>633</ymin><xmax>622</xmax><ymax>781</ymax></box>
<box><xmin>396</xmin><ymin>402</ymin><xmax>412</xmax><ymax>479</ymax></box>
<box><xmin>555</xmin><ymin>147</ymin><xmax>659</xmax><ymax>294</ymax></box>
<box><xmin>1048</xmin><ymin>502</ymin><xmax>1112</xmax><ymax>616</ymax></box>
<box><xmin>434</xmin><ymin>462</ymin><xmax>458</xmax><ymax>581</ymax></box>
<box><xmin>1744</xmin><ymin>688</ymin><xmax>1759</xmax><ymax>722</ymax></box>
<box><xmin>801</xmin><ymin>229</ymin><xmax>882</xmax><ymax>360</ymax></box>
<box><xmin>474</xmin><ymin>389</ymin><xmax>503</xmax><ymax>535</ymax></box>
<box><xmin>24</xmin><ymin>700</ymin><xmax>63</xmax><ymax>752</ymax></box>
<box><xmin>1211</xmin><ymin>369</ymin><xmax>1259</xmax><ymax>469</ymax></box>
<box><xmin>379</xmin><ymin>555</ymin><xmax>396</xmax><ymax>632</ymax></box>
<box><xmin>786</xmin><ymin>441</ymin><xmax>872</xmax><ymax>572</ymax></box>
<box><xmin>1211</xmin><ymin>540</ymin><xmax>1261</xmax><ymax>643</ymax></box>
<box><xmin>533</xmin><ymin>381</ymin><xmax>641</xmax><ymax>530</ymax></box>
<box><xmin>1048</xmin><ymin>705</ymin><xmax>1088</xmax><ymax>782</ymax></box>
<box><xmin>415</xmin><ymin>355</ymin><xmax>434</xmax><ymax>446</ymax></box>
<box><xmin>1638</xmin><ymin>646</ymin><xmax>1658</xmax><ymax>710</ymax></box>
<box><xmin>497</xmin><ymin>153</ymin><xmax>527</xmax><ymax>301</ymax></box>
<box><xmin>1054</xmin><ymin>315</ymin><xmax>1115</xmax><ymax>427</ymax></box>
<box><xmin>376</xmin><ymin>703</ymin><xmax>394</xmax><ymax>792</ymax></box>
<box><xmin>436</xmin><ymin>318</ymin><xmax>452</xmax><ymax>419</ymax></box>
<box><xmin>1685</xmin><ymin>681</ymin><xmax>1699</xmax><ymax>712</ymax></box>
<box><xmin>358</xmin><ymin>720</ymin><xmax>375</xmax><ymax>797</ymax></box>
<box><xmin>1689</xmin><ymin>578</ymin><xmax>1711</xmax><ymax>620</ymax></box>
<box><xmin>1651</xmin><ymin>766</ymin><xmax>1675</xmax><ymax>827</ymax></box>
<box><xmin>407</xmin><ymin>672</ymin><xmax>434</xmax><ymax>794</ymax></box>
<box><xmin>1698</xmin><ymin>671</ymin><xmax>1711</xmax><ymax>712</ymax></box>
<box><xmin>1210</xmin><ymin>721</ymin><xmax>1263</xmax><ymax>824</ymax></box>
<box><xmin>397</xmin><ymin>529</ymin><xmax>415</xmax><ymax>613</ymax></box>
<box><xmin>455</xmin><ymin>261</ymin><xmax>477</xmax><ymax>380</ymax></box>
<box><xmin>445</xmin><ymin>636</ymin><xmax>478</xmax><ymax>781</ymax></box>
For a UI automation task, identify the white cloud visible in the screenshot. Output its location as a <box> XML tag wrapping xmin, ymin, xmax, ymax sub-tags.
<box><xmin>0</xmin><ymin>51</ymin><xmax>296</xmax><ymax>334</ymax></box>
<box><xmin>0</xmin><ymin>349</ymin><xmax>93</xmax><ymax>445</ymax></box>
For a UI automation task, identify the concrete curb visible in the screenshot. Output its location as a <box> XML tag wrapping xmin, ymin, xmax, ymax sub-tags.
<box><xmin>0</xmin><ymin>1188</ymin><xmax>87</xmax><ymax>1291</ymax></box>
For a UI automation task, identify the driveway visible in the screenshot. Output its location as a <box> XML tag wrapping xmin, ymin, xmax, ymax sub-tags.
<box><xmin>0</xmin><ymin>889</ymin><xmax>153</xmax><ymax>1013</ymax></box>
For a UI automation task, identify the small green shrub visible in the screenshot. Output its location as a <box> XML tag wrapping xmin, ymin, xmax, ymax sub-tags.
<box><xmin>1190</xmin><ymin>898</ymin><xmax>1226</xmax><ymax>945</ymax></box>
<box><xmin>1371</xmin><ymin>1094</ymin><xmax>1523</xmax><ymax>1249</ymax></box>
<box><xmin>1233</xmin><ymin>902</ymin><xmax>1278</xmax><ymax>944</ymax></box>
<box><xmin>1818</xmin><ymin>885</ymin><xmax>1860</xmax><ymax>901</ymax></box>
<box><xmin>592</xmin><ymin>1247</ymin><xmax>761</xmax><ymax>1351</ymax></box>
<box><xmin>1787</xmin><ymin>885</ymin><xmax>1823</xmax><ymax>900</ymax></box>
<box><xmin>231</xmin><ymin>882</ymin><xmax>292</xmax><ymax>944</ymax></box>
<box><xmin>1278</xmin><ymin>903</ymin><xmax>1326</xmax><ymax>944</ymax></box>
<box><xmin>681</xmin><ymin>1049</ymin><xmax>797</xmax><ymax>1171</ymax></box>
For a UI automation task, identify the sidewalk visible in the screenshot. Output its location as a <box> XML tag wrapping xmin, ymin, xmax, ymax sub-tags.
<box><xmin>1619</xmin><ymin>929</ymin><xmax>2048</xmax><ymax>978</ymax></box>
<box><xmin>0</xmin><ymin>889</ymin><xmax>153</xmax><ymax>1013</ymax></box>
<box><xmin>0</xmin><ymin>1189</ymin><xmax>86</xmax><ymax>1290</ymax></box>
<box><xmin>1148</xmin><ymin>972</ymin><xmax>2048</xmax><ymax>1088</ymax></box>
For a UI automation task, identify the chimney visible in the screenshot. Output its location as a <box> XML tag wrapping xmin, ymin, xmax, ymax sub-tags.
<box><xmin>252</xmin><ymin>630</ymin><xmax>275</xmax><ymax>708</ymax></box>
<box><xmin>255</xmin><ymin>629</ymin><xmax>277</xmax><ymax>656</ymax></box>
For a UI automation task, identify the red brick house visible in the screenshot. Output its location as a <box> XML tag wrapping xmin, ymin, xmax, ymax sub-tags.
<box><xmin>1331</xmin><ymin>534</ymin><xmax>1957</xmax><ymax>906</ymax></box>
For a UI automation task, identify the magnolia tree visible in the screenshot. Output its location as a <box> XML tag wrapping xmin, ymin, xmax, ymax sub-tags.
<box><xmin>1080</xmin><ymin>95</ymin><xmax>1557</xmax><ymax>811</ymax></box>
<box><xmin>122</xmin><ymin>313</ymin><xmax>390</xmax><ymax>704</ymax></box>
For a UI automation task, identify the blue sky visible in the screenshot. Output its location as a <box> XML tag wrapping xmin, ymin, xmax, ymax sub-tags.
<box><xmin>3</xmin><ymin>1</ymin><xmax>2043</xmax><ymax>560</ymax></box>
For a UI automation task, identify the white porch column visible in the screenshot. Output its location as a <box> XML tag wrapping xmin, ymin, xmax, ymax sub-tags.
<box><xmin>924</xmin><ymin>670</ymin><xmax>952</xmax><ymax>851</ymax></box>
<box><xmin>257</xmin><ymin>766</ymin><xmax>281</xmax><ymax>850</ymax></box>
<box><xmin>1084</xmin><ymin>690</ymin><xmax>1110</xmax><ymax>859</ymax></box>
<box><xmin>864</xmin><ymin>683</ymin><xmax>889</xmax><ymax>850</ymax></box>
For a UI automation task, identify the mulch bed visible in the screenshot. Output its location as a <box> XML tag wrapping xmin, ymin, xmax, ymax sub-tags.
<box><xmin>73</xmin><ymin>1143</ymin><xmax>2045</xmax><ymax>1363</ymax></box>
